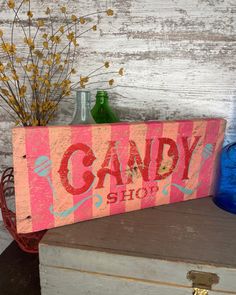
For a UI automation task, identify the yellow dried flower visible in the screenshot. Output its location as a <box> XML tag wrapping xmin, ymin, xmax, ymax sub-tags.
<box><xmin>79</xmin><ymin>17</ymin><xmax>86</xmax><ymax>24</ymax></box>
<box><xmin>0</xmin><ymin>29</ymin><xmax>3</xmax><ymax>38</ymax></box>
<box><xmin>37</xmin><ymin>20</ymin><xmax>44</xmax><ymax>27</ymax></box>
<box><xmin>51</xmin><ymin>35</ymin><xmax>61</xmax><ymax>44</ymax></box>
<box><xmin>71</xmin><ymin>68</ymin><xmax>76</xmax><ymax>74</ymax></box>
<box><xmin>119</xmin><ymin>68</ymin><xmax>124</xmax><ymax>76</ymax></box>
<box><xmin>109</xmin><ymin>79</ymin><xmax>114</xmax><ymax>86</ymax></box>
<box><xmin>16</xmin><ymin>57</ymin><xmax>23</xmax><ymax>63</ymax></box>
<box><xmin>8</xmin><ymin>95</ymin><xmax>15</xmax><ymax>105</ymax></box>
<box><xmin>45</xmin><ymin>7</ymin><xmax>51</xmax><ymax>15</ymax></box>
<box><xmin>27</xmin><ymin>10</ymin><xmax>33</xmax><ymax>18</ymax></box>
<box><xmin>59</xmin><ymin>26</ymin><xmax>64</xmax><ymax>33</ymax></box>
<box><xmin>58</xmin><ymin>65</ymin><xmax>64</xmax><ymax>71</ymax></box>
<box><xmin>42</xmin><ymin>33</ymin><xmax>48</xmax><ymax>39</ymax></box>
<box><xmin>34</xmin><ymin>50</ymin><xmax>43</xmax><ymax>59</ymax></box>
<box><xmin>104</xmin><ymin>61</ymin><xmax>110</xmax><ymax>68</ymax></box>
<box><xmin>43</xmin><ymin>41</ymin><xmax>49</xmax><ymax>49</ymax></box>
<box><xmin>0</xmin><ymin>76</ymin><xmax>10</xmax><ymax>82</ymax></box>
<box><xmin>71</xmin><ymin>15</ymin><xmax>78</xmax><ymax>22</ymax></box>
<box><xmin>67</xmin><ymin>32</ymin><xmax>75</xmax><ymax>42</ymax></box>
<box><xmin>0</xmin><ymin>63</ymin><xmax>5</xmax><ymax>72</ymax></box>
<box><xmin>60</xmin><ymin>6</ymin><xmax>66</xmax><ymax>13</ymax></box>
<box><xmin>106</xmin><ymin>9</ymin><xmax>114</xmax><ymax>16</ymax></box>
<box><xmin>1</xmin><ymin>43</ymin><xmax>16</xmax><ymax>55</ymax></box>
<box><xmin>19</xmin><ymin>85</ymin><xmax>27</xmax><ymax>97</ymax></box>
<box><xmin>92</xmin><ymin>25</ymin><xmax>97</xmax><ymax>31</ymax></box>
<box><xmin>12</xmin><ymin>73</ymin><xmax>19</xmax><ymax>81</ymax></box>
<box><xmin>32</xmin><ymin>119</ymin><xmax>39</xmax><ymax>126</ymax></box>
<box><xmin>24</xmin><ymin>37</ymin><xmax>35</xmax><ymax>49</ymax></box>
<box><xmin>7</xmin><ymin>0</ymin><xmax>15</xmax><ymax>9</ymax></box>
<box><xmin>80</xmin><ymin>76</ymin><xmax>89</xmax><ymax>84</ymax></box>
<box><xmin>1</xmin><ymin>88</ymin><xmax>9</xmax><ymax>96</ymax></box>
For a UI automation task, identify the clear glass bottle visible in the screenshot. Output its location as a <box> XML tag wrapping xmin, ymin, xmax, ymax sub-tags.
<box><xmin>213</xmin><ymin>143</ymin><xmax>236</xmax><ymax>214</ymax></box>
<box><xmin>91</xmin><ymin>90</ymin><xmax>120</xmax><ymax>123</ymax></box>
<box><xmin>70</xmin><ymin>90</ymin><xmax>95</xmax><ymax>125</ymax></box>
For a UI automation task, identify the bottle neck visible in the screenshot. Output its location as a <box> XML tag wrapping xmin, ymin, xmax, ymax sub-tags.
<box><xmin>96</xmin><ymin>91</ymin><xmax>109</xmax><ymax>106</ymax></box>
<box><xmin>74</xmin><ymin>91</ymin><xmax>92</xmax><ymax>122</ymax></box>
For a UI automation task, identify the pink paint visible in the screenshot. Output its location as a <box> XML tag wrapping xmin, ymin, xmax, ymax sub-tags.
<box><xmin>141</xmin><ymin>122</ymin><xmax>163</xmax><ymax>209</ymax></box>
<box><xmin>12</xmin><ymin>119</ymin><xmax>226</xmax><ymax>233</ymax></box>
<box><xmin>25</xmin><ymin>127</ymin><xmax>54</xmax><ymax>232</ymax></box>
<box><xmin>196</xmin><ymin>119</ymin><xmax>221</xmax><ymax>198</ymax></box>
<box><xmin>72</xmin><ymin>126</ymin><xmax>93</xmax><ymax>222</ymax></box>
<box><xmin>110</xmin><ymin>124</ymin><xmax>130</xmax><ymax>215</ymax></box>
<box><xmin>170</xmin><ymin>121</ymin><xmax>194</xmax><ymax>203</ymax></box>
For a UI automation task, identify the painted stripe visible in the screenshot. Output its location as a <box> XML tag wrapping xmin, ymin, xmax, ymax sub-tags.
<box><xmin>196</xmin><ymin>119</ymin><xmax>221</xmax><ymax>198</ymax></box>
<box><xmin>141</xmin><ymin>122</ymin><xmax>163</xmax><ymax>209</ymax></box>
<box><xmin>71</xmin><ymin>125</ymin><xmax>93</xmax><ymax>222</ymax></box>
<box><xmin>110</xmin><ymin>124</ymin><xmax>130</xmax><ymax>215</ymax></box>
<box><xmin>170</xmin><ymin>121</ymin><xmax>194</xmax><ymax>203</ymax></box>
<box><xmin>92</xmin><ymin>125</ymin><xmax>111</xmax><ymax>219</ymax></box>
<box><xmin>49</xmin><ymin>126</ymin><xmax>74</xmax><ymax>227</ymax></box>
<box><xmin>125</xmin><ymin>123</ymin><xmax>147</xmax><ymax>213</ymax></box>
<box><xmin>184</xmin><ymin>120</ymin><xmax>208</xmax><ymax>201</ymax></box>
<box><xmin>13</xmin><ymin>128</ymin><xmax>32</xmax><ymax>233</ymax></box>
<box><xmin>25</xmin><ymin>127</ymin><xmax>54</xmax><ymax>232</ymax></box>
<box><xmin>207</xmin><ymin>119</ymin><xmax>226</xmax><ymax>196</ymax></box>
<box><xmin>156</xmin><ymin>122</ymin><xmax>179</xmax><ymax>206</ymax></box>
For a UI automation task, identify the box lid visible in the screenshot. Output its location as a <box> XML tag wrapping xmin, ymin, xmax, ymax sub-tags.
<box><xmin>40</xmin><ymin>197</ymin><xmax>236</xmax><ymax>293</ymax></box>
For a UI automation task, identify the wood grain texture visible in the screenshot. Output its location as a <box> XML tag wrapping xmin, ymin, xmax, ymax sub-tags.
<box><xmin>39</xmin><ymin>197</ymin><xmax>236</xmax><ymax>293</ymax></box>
<box><xmin>40</xmin><ymin>265</ymin><xmax>233</xmax><ymax>295</ymax></box>
<box><xmin>12</xmin><ymin>119</ymin><xmax>225</xmax><ymax>233</ymax></box>
<box><xmin>0</xmin><ymin>0</ymin><xmax>235</xmax><ymax>176</ymax></box>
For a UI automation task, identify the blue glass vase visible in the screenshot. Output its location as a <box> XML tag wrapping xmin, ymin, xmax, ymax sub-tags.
<box><xmin>213</xmin><ymin>143</ymin><xmax>236</xmax><ymax>214</ymax></box>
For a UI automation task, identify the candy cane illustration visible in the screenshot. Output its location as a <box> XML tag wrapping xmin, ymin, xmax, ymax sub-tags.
<box><xmin>34</xmin><ymin>155</ymin><xmax>103</xmax><ymax>218</ymax></box>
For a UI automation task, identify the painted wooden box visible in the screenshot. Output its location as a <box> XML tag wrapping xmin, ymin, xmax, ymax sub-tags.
<box><xmin>39</xmin><ymin>198</ymin><xmax>236</xmax><ymax>295</ymax></box>
<box><xmin>12</xmin><ymin>118</ymin><xmax>226</xmax><ymax>233</ymax></box>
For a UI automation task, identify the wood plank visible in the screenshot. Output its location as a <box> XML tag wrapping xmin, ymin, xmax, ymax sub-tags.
<box><xmin>40</xmin><ymin>197</ymin><xmax>236</xmax><ymax>269</ymax></box>
<box><xmin>40</xmin><ymin>265</ymin><xmax>234</xmax><ymax>295</ymax></box>
<box><xmin>13</xmin><ymin>119</ymin><xmax>225</xmax><ymax>233</ymax></box>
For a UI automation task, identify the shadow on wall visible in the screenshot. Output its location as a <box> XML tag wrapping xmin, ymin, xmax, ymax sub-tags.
<box><xmin>225</xmin><ymin>94</ymin><xmax>236</xmax><ymax>145</ymax></box>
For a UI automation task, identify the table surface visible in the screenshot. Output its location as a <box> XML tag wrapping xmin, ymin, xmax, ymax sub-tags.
<box><xmin>41</xmin><ymin>197</ymin><xmax>236</xmax><ymax>268</ymax></box>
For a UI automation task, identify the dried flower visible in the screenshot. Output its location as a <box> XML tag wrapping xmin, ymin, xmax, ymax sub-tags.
<box><xmin>109</xmin><ymin>79</ymin><xmax>114</xmax><ymax>86</ymax></box>
<box><xmin>67</xmin><ymin>32</ymin><xmax>75</xmax><ymax>42</ymax></box>
<box><xmin>37</xmin><ymin>20</ymin><xmax>44</xmax><ymax>27</ymax></box>
<box><xmin>24</xmin><ymin>37</ymin><xmax>35</xmax><ymax>49</ymax></box>
<box><xmin>7</xmin><ymin>0</ymin><xmax>15</xmax><ymax>9</ymax></box>
<box><xmin>45</xmin><ymin>7</ymin><xmax>51</xmax><ymax>15</ymax></box>
<box><xmin>60</xmin><ymin>6</ymin><xmax>66</xmax><ymax>13</ymax></box>
<box><xmin>104</xmin><ymin>61</ymin><xmax>110</xmax><ymax>68</ymax></box>
<box><xmin>71</xmin><ymin>15</ymin><xmax>78</xmax><ymax>22</ymax></box>
<box><xmin>0</xmin><ymin>29</ymin><xmax>3</xmax><ymax>38</ymax></box>
<box><xmin>15</xmin><ymin>57</ymin><xmax>23</xmax><ymax>63</ymax></box>
<box><xmin>19</xmin><ymin>85</ymin><xmax>27</xmax><ymax>97</ymax></box>
<box><xmin>1</xmin><ymin>43</ymin><xmax>16</xmax><ymax>55</ymax></box>
<box><xmin>92</xmin><ymin>25</ymin><xmax>97</xmax><ymax>31</ymax></box>
<box><xmin>43</xmin><ymin>41</ymin><xmax>49</xmax><ymax>49</ymax></box>
<box><xmin>80</xmin><ymin>17</ymin><xmax>86</xmax><ymax>24</ymax></box>
<box><xmin>27</xmin><ymin>10</ymin><xmax>33</xmax><ymax>18</ymax></box>
<box><xmin>59</xmin><ymin>26</ymin><xmax>64</xmax><ymax>33</ymax></box>
<box><xmin>106</xmin><ymin>9</ymin><xmax>114</xmax><ymax>16</ymax></box>
<box><xmin>119</xmin><ymin>68</ymin><xmax>124</xmax><ymax>76</ymax></box>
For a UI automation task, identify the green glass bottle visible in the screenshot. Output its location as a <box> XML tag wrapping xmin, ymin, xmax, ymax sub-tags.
<box><xmin>91</xmin><ymin>90</ymin><xmax>120</xmax><ymax>123</ymax></box>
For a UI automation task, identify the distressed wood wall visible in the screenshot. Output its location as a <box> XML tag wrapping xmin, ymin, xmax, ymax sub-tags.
<box><xmin>0</xmin><ymin>0</ymin><xmax>235</xmax><ymax>173</ymax></box>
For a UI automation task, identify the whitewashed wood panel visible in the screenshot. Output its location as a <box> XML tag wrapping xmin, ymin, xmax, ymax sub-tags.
<box><xmin>40</xmin><ymin>265</ymin><xmax>233</xmax><ymax>295</ymax></box>
<box><xmin>0</xmin><ymin>0</ymin><xmax>235</xmax><ymax>174</ymax></box>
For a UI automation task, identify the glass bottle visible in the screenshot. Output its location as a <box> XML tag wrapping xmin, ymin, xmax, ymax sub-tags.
<box><xmin>70</xmin><ymin>90</ymin><xmax>95</xmax><ymax>125</ymax></box>
<box><xmin>213</xmin><ymin>143</ymin><xmax>236</xmax><ymax>214</ymax></box>
<box><xmin>91</xmin><ymin>90</ymin><xmax>120</xmax><ymax>123</ymax></box>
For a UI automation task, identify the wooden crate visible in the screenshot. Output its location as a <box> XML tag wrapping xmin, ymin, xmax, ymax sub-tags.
<box><xmin>12</xmin><ymin>119</ymin><xmax>226</xmax><ymax>233</ymax></box>
<box><xmin>39</xmin><ymin>197</ymin><xmax>236</xmax><ymax>295</ymax></box>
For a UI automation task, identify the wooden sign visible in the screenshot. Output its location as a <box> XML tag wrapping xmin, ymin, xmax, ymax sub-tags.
<box><xmin>12</xmin><ymin>119</ymin><xmax>226</xmax><ymax>233</ymax></box>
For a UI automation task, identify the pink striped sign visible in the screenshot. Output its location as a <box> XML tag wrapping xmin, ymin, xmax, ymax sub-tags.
<box><xmin>12</xmin><ymin>119</ymin><xmax>226</xmax><ymax>233</ymax></box>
